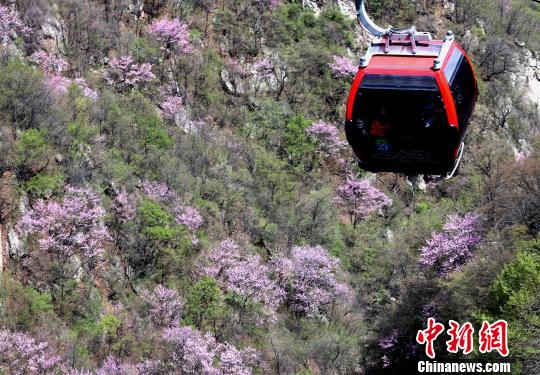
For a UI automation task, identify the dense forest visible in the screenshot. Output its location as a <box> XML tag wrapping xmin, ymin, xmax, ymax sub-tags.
<box><xmin>0</xmin><ymin>0</ymin><xmax>538</xmax><ymax>373</ymax></box>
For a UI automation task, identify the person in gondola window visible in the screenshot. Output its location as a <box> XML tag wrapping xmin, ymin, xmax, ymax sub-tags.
<box><xmin>371</xmin><ymin>107</ymin><xmax>392</xmax><ymax>154</ymax></box>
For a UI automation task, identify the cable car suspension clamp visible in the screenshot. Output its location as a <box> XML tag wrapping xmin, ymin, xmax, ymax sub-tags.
<box><xmin>355</xmin><ymin>0</ymin><xmax>432</xmax><ymax>54</ymax></box>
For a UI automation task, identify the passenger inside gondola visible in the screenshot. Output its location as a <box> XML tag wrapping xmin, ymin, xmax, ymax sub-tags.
<box><xmin>370</xmin><ymin>107</ymin><xmax>392</xmax><ymax>155</ymax></box>
<box><xmin>353</xmin><ymin>88</ymin><xmax>449</xmax><ymax>168</ymax></box>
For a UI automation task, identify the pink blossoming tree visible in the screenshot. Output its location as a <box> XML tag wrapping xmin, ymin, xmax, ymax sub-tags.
<box><xmin>142</xmin><ymin>180</ymin><xmax>179</xmax><ymax>203</ymax></box>
<box><xmin>199</xmin><ymin>240</ymin><xmax>285</xmax><ymax>319</ymax></box>
<box><xmin>163</xmin><ymin>326</ymin><xmax>217</xmax><ymax>374</ymax></box>
<box><xmin>419</xmin><ymin>213</ymin><xmax>483</xmax><ymax>275</ymax></box>
<box><xmin>44</xmin><ymin>74</ymin><xmax>72</xmax><ymax>96</ymax></box>
<box><xmin>0</xmin><ymin>5</ymin><xmax>29</xmax><ymax>43</ymax></box>
<box><xmin>44</xmin><ymin>76</ymin><xmax>98</xmax><ymax>100</ymax></box>
<box><xmin>32</xmin><ymin>51</ymin><xmax>70</xmax><ymax>97</ymax></box>
<box><xmin>329</xmin><ymin>55</ymin><xmax>358</xmax><ymax>78</ymax></box>
<box><xmin>335</xmin><ymin>174</ymin><xmax>392</xmax><ymax>227</ymax></box>
<box><xmin>0</xmin><ymin>330</ymin><xmax>63</xmax><ymax>374</ymax></box>
<box><xmin>162</xmin><ymin>325</ymin><xmax>259</xmax><ymax>374</ymax></box>
<box><xmin>307</xmin><ymin>121</ymin><xmax>347</xmax><ymax>158</ymax></box>
<box><xmin>272</xmin><ymin>245</ymin><xmax>350</xmax><ymax>318</ymax></box>
<box><xmin>148</xmin><ymin>17</ymin><xmax>192</xmax><ymax>54</ymax></box>
<box><xmin>31</xmin><ymin>51</ymin><xmax>69</xmax><ymax>74</ymax></box>
<box><xmin>18</xmin><ymin>186</ymin><xmax>111</xmax><ymax>287</ymax></box>
<box><xmin>175</xmin><ymin>205</ymin><xmax>203</xmax><ymax>245</ymax></box>
<box><xmin>104</xmin><ymin>55</ymin><xmax>155</xmax><ymax>90</ymax></box>
<box><xmin>95</xmin><ymin>355</ymin><xmax>138</xmax><ymax>375</ymax></box>
<box><xmin>74</xmin><ymin>78</ymin><xmax>99</xmax><ymax>101</ymax></box>
<box><xmin>142</xmin><ymin>285</ymin><xmax>184</xmax><ymax>327</ymax></box>
<box><xmin>174</xmin><ymin>205</ymin><xmax>203</xmax><ymax>231</ymax></box>
<box><xmin>378</xmin><ymin>329</ymin><xmax>400</xmax><ymax>368</ymax></box>
<box><xmin>217</xmin><ymin>343</ymin><xmax>260</xmax><ymax>375</ymax></box>
<box><xmin>112</xmin><ymin>187</ymin><xmax>137</xmax><ymax>222</ymax></box>
<box><xmin>160</xmin><ymin>95</ymin><xmax>184</xmax><ymax>121</ymax></box>
<box><xmin>515</xmin><ymin>150</ymin><xmax>528</xmax><ymax>162</ymax></box>
<box><xmin>32</xmin><ymin>51</ymin><xmax>98</xmax><ymax>100</ymax></box>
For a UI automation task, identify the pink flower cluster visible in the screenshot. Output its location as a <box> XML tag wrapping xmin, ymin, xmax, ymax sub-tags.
<box><xmin>31</xmin><ymin>51</ymin><xmax>69</xmax><ymax>74</ymax></box>
<box><xmin>95</xmin><ymin>355</ymin><xmax>139</xmax><ymax>375</ymax></box>
<box><xmin>419</xmin><ymin>213</ymin><xmax>483</xmax><ymax>275</ymax></box>
<box><xmin>225</xmin><ymin>56</ymin><xmax>249</xmax><ymax>77</ymax></box>
<box><xmin>112</xmin><ymin>187</ymin><xmax>137</xmax><ymax>222</ymax></box>
<box><xmin>335</xmin><ymin>174</ymin><xmax>392</xmax><ymax>224</ymax></box>
<box><xmin>307</xmin><ymin>121</ymin><xmax>347</xmax><ymax>157</ymax></box>
<box><xmin>0</xmin><ymin>330</ymin><xmax>63</xmax><ymax>374</ymax></box>
<box><xmin>515</xmin><ymin>150</ymin><xmax>528</xmax><ymax>162</ymax></box>
<box><xmin>272</xmin><ymin>245</ymin><xmax>350</xmax><ymax>317</ymax></box>
<box><xmin>252</xmin><ymin>57</ymin><xmax>274</xmax><ymax>79</ymax></box>
<box><xmin>142</xmin><ymin>285</ymin><xmax>184</xmax><ymax>327</ymax></box>
<box><xmin>199</xmin><ymin>241</ymin><xmax>350</xmax><ymax>319</ymax></box>
<box><xmin>32</xmin><ymin>51</ymin><xmax>98</xmax><ymax>100</ymax></box>
<box><xmin>142</xmin><ymin>180</ymin><xmax>204</xmax><ymax>243</ymax></box>
<box><xmin>18</xmin><ymin>185</ymin><xmax>111</xmax><ymax>261</ymax></box>
<box><xmin>379</xmin><ymin>329</ymin><xmax>399</xmax><ymax>349</ymax></box>
<box><xmin>46</xmin><ymin>76</ymin><xmax>98</xmax><ymax>100</ymax></box>
<box><xmin>0</xmin><ymin>5</ymin><xmax>30</xmax><ymax>43</ymax></box>
<box><xmin>142</xmin><ymin>180</ymin><xmax>179</xmax><ymax>203</ymax></box>
<box><xmin>32</xmin><ymin>51</ymin><xmax>70</xmax><ymax>96</ymax></box>
<box><xmin>329</xmin><ymin>55</ymin><xmax>358</xmax><ymax>78</ymax></box>
<box><xmin>160</xmin><ymin>95</ymin><xmax>184</xmax><ymax>121</ymax></box>
<box><xmin>0</xmin><ymin>331</ymin><xmax>142</xmax><ymax>374</ymax></box>
<box><xmin>44</xmin><ymin>74</ymin><xmax>72</xmax><ymax>96</ymax></box>
<box><xmin>378</xmin><ymin>329</ymin><xmax>400</xmax><ymax>368</ymax></box>
<box><xmin>163</xmin><ymin>325</ymin><xmax>260</xmax><ymax>374</ymax></box>
<box><xmin>199</xmin><ymin>240</ymin><xmax>285</xmax><ymax>317</ymax></box>
<box><xmin>104</xmin><ymin>55</ymin><xmax>155</xmax><ymax>89</ymax></box>
<box><xmin>74</xmin><ymin>78</ymin><xmax>99</xmax><ymax>101</ymax></box>
<box><xmin>148</xmin><ymin>17</ymin><xmax>193</xmax><ymax>53</ymax></box>
<box><xmin>175</xmin><ymin>206</ymin><xmax>203</xmax><ymax>231</ymax></box>
<box><xmin>0</xmin><ymin>326</ymin><xmax>260</xmax><ymax>374</ymax></box>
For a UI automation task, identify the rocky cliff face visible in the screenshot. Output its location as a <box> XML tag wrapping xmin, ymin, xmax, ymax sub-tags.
<box><xmin>301</xmin><ymin>0</ymin><xmax>357</xmax><ymax>19</ymax></box>
<box><xmin>0</xmin><ymin>225</ymin><xmax>4</xmax><ymax>273</ymax></box>
<box><xmin>0</xmin><ymin>170</ymin><xmax>25</xmax><ymax>274</ymax></box>
<box><xmin>521</xmin><ymin>49</ymin><xmax>540</xmax><ymax>113</ymax></box>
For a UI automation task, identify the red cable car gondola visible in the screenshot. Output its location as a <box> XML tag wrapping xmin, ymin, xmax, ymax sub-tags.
<box><xmin>345</xmin><ymin>0</ymin><xmax>478</xmax><ymax>178</ymax></box>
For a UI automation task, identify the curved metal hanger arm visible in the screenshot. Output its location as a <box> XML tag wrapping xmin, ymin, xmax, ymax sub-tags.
<box><xmin>355</xmin><ymin>0</ymin><xmax>392</xmax><ymax>36</ymax></box>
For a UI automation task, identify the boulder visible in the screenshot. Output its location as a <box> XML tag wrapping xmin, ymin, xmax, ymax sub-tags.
<box><xmin>220</xmin><ymin>68</ymin><xmax>246</xmax><ymax>96</ymax></box>
<box><xmin>513</xmin><ymin>49</ymin><xmax>540</xmax><ymax>114</ymax></box>
<box><xmin>337</xmin><ymin>0</ymin><xmax>357</xmax><ymax>20</ymax></box>
<box><xmin>302</xmin><ymin>0</ymin><xmax>321</xmax><ymax>16</ymax></box>
<box><xmin>41</xmin><ymin>16</ymin><xmax>64</xmax><ymax>52</ymax></box>
<box><xmin>8</xmin><ymin>227</ymin><xmax>24</xmax><ymax>258</ymax></box>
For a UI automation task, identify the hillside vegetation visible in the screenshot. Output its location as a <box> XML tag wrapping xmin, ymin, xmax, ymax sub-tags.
<box><xmin>0</xmin><ymin>0</ymin><xmax>538</xmax><ymax>374</ymax></box>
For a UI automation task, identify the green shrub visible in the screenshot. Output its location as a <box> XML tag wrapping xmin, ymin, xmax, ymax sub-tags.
<box><xmin>184</xmin><ymin>276</ymin><xmax>228</xmax><ymax>330</ymax></box>
<box><xmin>13</xmin><ymin>129</ymin><xmax>52</xmax><ymax>179</ymax></box>
<box><xmin>24</xmin><ymin>172</ymin><xmax>65</xmax><ymax>199</ymax></box>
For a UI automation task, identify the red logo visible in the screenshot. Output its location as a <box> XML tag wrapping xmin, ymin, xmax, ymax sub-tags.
<box><xmin>416</xmin><ymin>319</ymin><xmax>508</xmax><ymax>358</ymax></box>
<box><xmin>416</xmin><ymin>318</ymin><xmax>445</xmax><ymax>359</ymax></box>
<box><xmin>479</xmin><ymin>320</ymin><xmax>509</xmax><ymax>357</ymax></box>
<box><xmin>446</xmin><ymin>320</ymin><xmax>474</xmax><ymax>355</ymax></box>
